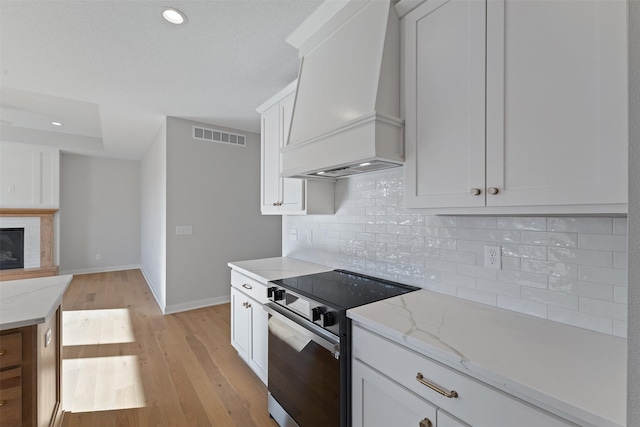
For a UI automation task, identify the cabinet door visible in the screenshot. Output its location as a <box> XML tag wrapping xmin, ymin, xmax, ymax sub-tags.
<box><xmin>438</xmin><ymin>409</ymin><xmax>470</xmax><ymax>427</ymax></box>
<box><xmin>485</xmin><ymin>0</ymin><xmax>627</xmax><ymax>207</ymax></box>
<box><xmin>261</xmin><ymin>104</ymin><xmax>281</xmax><ymax>214</ymax></box>
<box><xmin>352</xmin><ymin>359</ymin><xmax>437</xmax><ymax>427</ymax></box>
<box><xmin>404</xmin><ymin>0</ymin><xmax>486</xmax><ymax>209</ymax></box>
<box><xmin>248</xmin><ymin>299</ymin><xmax>268</xmax><ymax>385</ymax></box>
<box><xmin>230</xmin><ymin>288</ymin><xmax>249</xmax><ymax>361</ymax></box>
<box><xmin>279</xmin><ymin>92</ymin><xmax>305</xmax><ymax>213</ymax></box>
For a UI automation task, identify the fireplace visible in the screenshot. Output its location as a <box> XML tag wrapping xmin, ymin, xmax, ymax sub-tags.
<box><xmin>0</xmin><ymin>228</ymin><xmax>25</xmax><ymax>270</ymax></box>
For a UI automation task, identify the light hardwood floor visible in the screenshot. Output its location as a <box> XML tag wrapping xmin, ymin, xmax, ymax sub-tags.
<box><xmin>61</xmin><ymin>270</ymin><xmax>277</xmax><ymax>427</ymax></box>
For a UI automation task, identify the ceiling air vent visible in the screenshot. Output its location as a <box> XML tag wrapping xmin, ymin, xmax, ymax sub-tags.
<box><xmin>193</xmin><ymin>126</ymin><xmax>246</xmax><ymax>147</ymax></box>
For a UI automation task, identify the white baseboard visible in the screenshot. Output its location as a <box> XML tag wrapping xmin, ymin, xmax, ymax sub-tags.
<box><xmin>164</xmin><ymin>295</ymin><xmax>231</xmax><ymax>315</ymax></box>
<box><xmin>60</xmin><ymin>264</ymin><xmax>141</xmax><ymax>276</ymax></box>
<box><xmin>140</xmin><ymin>266</ymin><xmax>166</xmax><ymax>314</ymax></box>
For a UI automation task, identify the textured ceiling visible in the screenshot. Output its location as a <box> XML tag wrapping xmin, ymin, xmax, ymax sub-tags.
<box><xmin>0</xmin><ymin>0</ymin><xmax>320</xmax><ymax>159</ymax></box>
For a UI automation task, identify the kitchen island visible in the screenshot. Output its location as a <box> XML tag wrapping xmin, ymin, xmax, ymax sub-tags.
<box><xmin>348</xmin><ymin>289</ymin><xmax>625</xmax><ymax>427</ymax></box>
<box><xmin>0</xmin><ymin>274</ymin><xmax>73</xmax><ymax>427</ymax></box>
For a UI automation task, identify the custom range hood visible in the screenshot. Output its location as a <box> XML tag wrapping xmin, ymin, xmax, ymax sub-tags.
<box><xmin>282</xmin><ymin>0</ymin><xmax>403</xmax><ymax>180</ymax></box>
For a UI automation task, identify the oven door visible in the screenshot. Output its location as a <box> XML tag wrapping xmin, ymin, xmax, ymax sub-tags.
<box><xmin>264</xmin><ymin>303</ymin><xmax>341</xmax><ymax>427</ymax></box>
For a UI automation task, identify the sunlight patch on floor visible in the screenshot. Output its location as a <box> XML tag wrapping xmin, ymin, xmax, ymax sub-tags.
<box><xmin>63</xmin><ymin>355</ymin><xmax>146</xmax><ymax>412</ymax></box>
<box><xmin>63</xmin><ymin>308</ymin><xmax>135</xmax><ymax>345</ymax></box>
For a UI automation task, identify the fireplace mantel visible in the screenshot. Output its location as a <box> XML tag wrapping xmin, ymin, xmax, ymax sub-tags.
<box><xmin>0</xmin><ymin>208</ymin><xmax>58</xmax><ymax>281</ymax></box>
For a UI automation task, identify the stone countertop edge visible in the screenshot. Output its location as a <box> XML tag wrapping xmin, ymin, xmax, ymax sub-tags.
<box><xmin>347</xmin><ymin>290</ymin><xmax>625</xmax><ymax>427</ymax></box>
<box><xmin>0</xmin><ymin>274</ymin><xmax>73</xmax><ymax>331</ymax></box>
<box><xmin>228</xmin><ymin>256</ymin><xmax>333</xmax><ymax>283</ymax></box>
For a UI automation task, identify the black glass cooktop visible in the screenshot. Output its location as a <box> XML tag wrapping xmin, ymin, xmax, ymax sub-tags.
<box><xmin>272</xmin><ymin>269</ymin><xmax>419</xmax><ymax>311</ymax></box>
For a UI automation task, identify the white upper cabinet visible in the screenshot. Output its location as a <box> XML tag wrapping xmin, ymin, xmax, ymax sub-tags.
<box><xmin>257</xmin><ymin>82</ymin><xmax>334</xmax><ymax>215</ymax></box>
<box><xmin>0</xmin><ymin>142</ymin><xmax>60</xmax><ymax>209</ymax></box>
<box><xmin>402</xmin><ymin>0</ymin><xmax>628</xmax><ymax>214</ymax></box>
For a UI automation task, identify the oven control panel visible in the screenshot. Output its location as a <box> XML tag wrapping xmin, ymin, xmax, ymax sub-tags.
<box><xmin>267</xmin><ymin>285</ymin><xmax>341</xmax><ymax>336</ymax></box>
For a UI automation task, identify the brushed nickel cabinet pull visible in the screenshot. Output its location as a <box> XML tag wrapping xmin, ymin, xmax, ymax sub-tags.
<box><xmin>273</xmin><ymin>202</ymin><xmax>278</xmax><ymax>206</ymax></box>
<box><xmin>246</xmin><ymin>302</ymin><xmax>252</xmax><ymax>308</ymax></box>
<box><xmin>470</xmin><ymin>188</ymin><xmax>481</xmax><ymax>196</ymax></box>
<box><xmin>242</xmin><ymin>284</ymin><xmax>253</xmax><ymax>290</ymax></box>
<box><xmin>419</xmin><ymin>418</ymin><xmax>432</xmax><ymax>427</ymax></box>
<box><xmin>416</xmin><ymin>373</ymin><xmax>459</xmax><ymax>398</ymax></box>
<box><xmin>487</xmin><ymin>187</ymin><xmax>499</xmax><ymax>195</ymax></box>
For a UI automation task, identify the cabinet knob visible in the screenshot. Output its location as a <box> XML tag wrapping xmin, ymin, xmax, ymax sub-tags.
<box><xmin>470</xmin><ymin>188</ymin><xmax>481</xmax><ymax>196</ymax></box>
<box><xmin>0</xmin><ymin>400</ymin><xmax>5</xmax><ymax>407</ymax></box>
<box><xmin>487</xmin><ymin>187</ymin><xmax>499</xmax><ymax>195</ymax></box>
<box><xmin>0</xmin><ymin>350</ymin><xmax>5</xmax><ymax>356</ymax></box>
<box><xmin>242</xmin><ymin>283</ymin><xmax>252</xmax><ymax>290</ymax></box>
<box><xmin>273</xmin><ymin>202</ymin><xmax>278</xmax><ymax>206</ymax></box>
<box><xmin>419</xmin><ymin>418</ymin><xmax>432</xmax><ymax>427</ymax></box>
<box><xmin>242</xmin><ymin>302</ymin><xmax>247</xmax><ymax>308</ymax></box>
<box><xmin>246</xmin><ymin>302</ymin><xmax>251</xmax><ymax>308</ymax></box>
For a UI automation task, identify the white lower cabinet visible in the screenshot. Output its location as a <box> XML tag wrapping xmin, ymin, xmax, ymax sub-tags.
<box><xmin>352</xmin><ymin>325</ymin><xmax>575</xmax><ymax>427</ymax></box>
<box><xmin>353</xmin><ymin>359</ymin><xmax>438</xmax><ymax>427</ymax></box>
<box><xmin>230</xmin><ymin>271</ymin><xmax>268</xmax><ymax>385</ymax></box>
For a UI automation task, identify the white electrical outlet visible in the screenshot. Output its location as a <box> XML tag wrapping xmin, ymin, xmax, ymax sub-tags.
<box><xmin>289</xmin><ymin>229</ymin><xmax>298</xmax><ymax>241</ymax></box>
<box><xmin>484</xmin><ymin>245</ymin><xmax>501</xmax><ymax>270</ymax></box>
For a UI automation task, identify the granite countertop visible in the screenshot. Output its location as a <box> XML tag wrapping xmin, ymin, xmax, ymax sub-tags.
<box><xmin>228</xmin><ymin>256</ymin><xmax>333</xmax><ymax>283</ymax></box>
<box><xmin>348</xmin><ymin>289</ymin><xmax>626</xmax><ymax>427</ymax></box>
<box><xmin>0</xmin><ymin>275</ymin><xmax>73</xmax><ymax>331</ymax></box>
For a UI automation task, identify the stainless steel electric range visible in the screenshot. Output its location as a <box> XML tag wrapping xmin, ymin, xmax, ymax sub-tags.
<box><xmin>264</xmin><ymin>269</ymin><xmax>419</xmax><ymax>427</ymax></box>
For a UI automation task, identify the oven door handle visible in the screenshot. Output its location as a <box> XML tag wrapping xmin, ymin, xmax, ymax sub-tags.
<box><xmin>264</xmin><ymin>302</ymin><xmax>341</xmax><ymax>358</ymax></box>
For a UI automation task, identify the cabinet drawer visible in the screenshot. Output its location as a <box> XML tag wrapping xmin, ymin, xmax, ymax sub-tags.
<box><xmin>231</xmin><ymin>270</ymin><xmax>268</xmax><ymax>304</ymax></box>
<box><xmin>0</xmin><ymin>367</ymin><xmax>22</xmax><ymax>427</ymax></box>
<box><xmin>0</xmin><ymin>333</ymin><xmax>22</xmax><ymax>369</ymax></box>
<box><xmin>352</xmin><ymin>326</ymin><xmax>575</xmax><ymax>427</ymax></box>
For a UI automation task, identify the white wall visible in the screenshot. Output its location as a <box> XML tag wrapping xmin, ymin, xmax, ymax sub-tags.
<box><xmin>59</xmin><ymin>153</ymin><xmax>140</xmax><ymax>274</ymax></box>
<box><xmin>141</xmin><ymin>122</ymin><xmax>167</xmax><ymax>311</ymax></box>
<box><xmin>165</xmin><ymin>117</ymin><xmax>281</xmax><ymax>313</ymax></box>
<box><xmin>628</xmin><ymin>0</ymin><xmax>639</xmax><ymax>423</ymax></box>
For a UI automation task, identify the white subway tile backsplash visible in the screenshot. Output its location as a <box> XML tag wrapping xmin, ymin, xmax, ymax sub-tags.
<box><xmin>457</xmin><ymin>216</ymin><xmax>497</xmax><ymax>229</ymax></box>
<box><xmin>547</xmin><ymin>277</ymin><xmax>614</xmax><ymax>300</ymax></box>
<box><xmin>521</xmin><ymin>231</ymin><xmax>577</xmax><ymax>248</ymax></box>
<box><xmin>548</xmin><ymin>306</ymin><xmax>613</xmax><ymax>334</ymax></box>
<box><xmin>547</xmin><ymin>247</ymin><xmax>613</xmax><ymax>268</ymax></box>
<box><xmin>614</xmin><ymin>252</ymin><xmax>628</xmax><ymax>269</ymax></box>
<box><xmin>614</xmin><ymin>320</ymin><xmax>627</xmax><ymax>338</ymax></box>
<box><xmin>521</xmin><ymin>259</ymin><xmax>577</xmax><ymax>278</ymax></box>
<box><xmin>458</xmin><ymin>264</ymin><xmax>498</xmax><ymax>281</ymax></box>
<box><xmin>578</xmin><ymin>265</ymin><xmax>628</xmax><ymax>287</ymax></box>
<box><xmin>497</xmin><ymin>296</ymin><xmax>547</xmax><ymax>319</ymax></box>
<box><xmin>498</xmin><ymin>270</ymin><xmax>548</xmax><ymax>289</ymax></box>
<box><xmin>441</xmin><ymin>272</ymin><xmax>477</xmax><ymax>289</ymax></box>
<box><xmin>284</xmin><ymin>169</ymin><xmax>627</xmax><ymax>337</ymax></box>
<box><xmin>613</xmin><ymin>218</ymin><xmax>627</xmax><ymax>235</ymax></box>
<box><xmin>458</xmin><ymin>287</ymin><xmax>497</xmax><ymax>306</ymax></box>
<box><xmin>501</xmin><ymin>244</ymin><xmax>547</xmax><ymax>260</ymax></box>
<box><xmin>614</xmin><ymin>286</ymin><xmax>628</xmax><ymax>304</ymax></box>
<box><xmin>476</xmin><ymin>279</ymin><xmax>521</xmax><ymax>298</ymax></box>
<box><xmin>578</xmin><ymin>234</ymin><xmax>627</xmax><ymax>252</ymax></box>
<box><xmin>501</xmin><ymin>257</ymin><xmax>521</xmax><ymax>271</ymax></box>
<box><xmin>424</xmin><ymin>216</ymin><xmax>457</xmax><ymax>227</ymax></box>
<box><xmin>522</xmin><ymin>288</ymin><xmax>579</xmax><ymax>310</ymax></box>
<box><xmin>547</xmin><ymin>217</ymin><xmax>613</xmax><ymax>234</ymax></box>
<box><xmin>497</xmin><ymin>217</ymin><xmax>547</xmax><ymax>231</ymax></box>
<box><xmin>579</xmin><ymin>297</ymin><xmax>627</xmax><ymax>321</ymax></box>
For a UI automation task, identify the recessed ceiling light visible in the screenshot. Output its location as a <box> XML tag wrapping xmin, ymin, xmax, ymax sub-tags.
<box><xmin>51</xmin><ymin>121</ymin><xmax>63</xmax><ymax>126</ymax></box>
<box><xmin>317</xmin><ymin>171</ymin><xmax>326</xmax><ymax>175</ymax></box>
<box><xmin>359</xmin><ymin>162</ymin><xmax>371</xmax><ymax>166</ymax></box>
<box><xmin>162</xmin><ymin>7</ymin><xmax>187</xmax><ymax>25</ymax></box>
